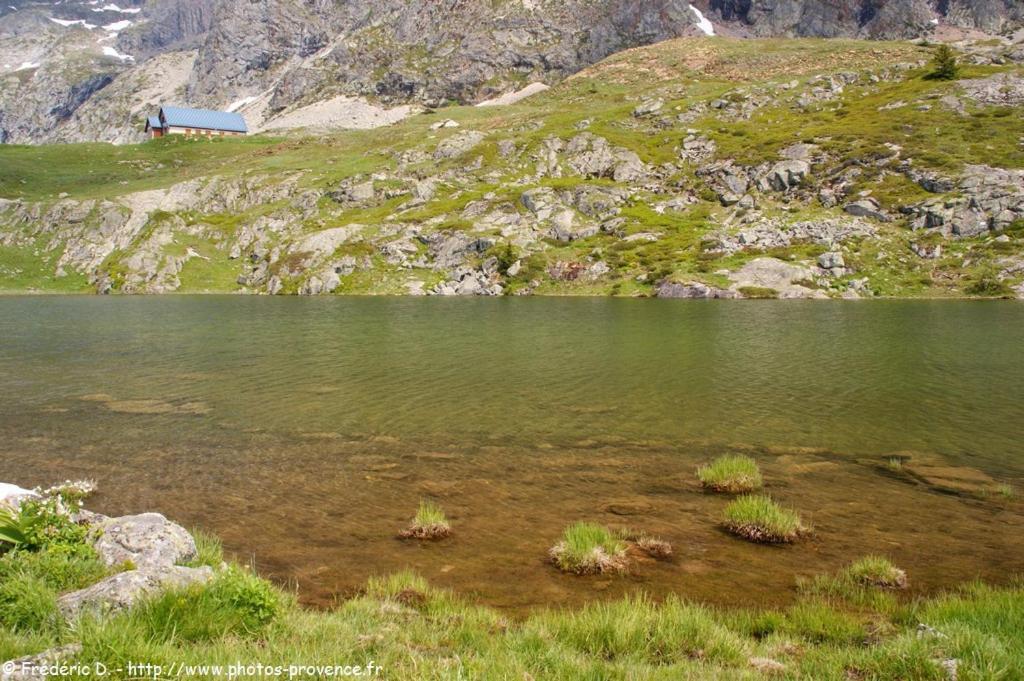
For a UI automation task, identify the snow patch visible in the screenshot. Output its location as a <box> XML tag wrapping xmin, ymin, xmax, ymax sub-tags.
<box><xmin>14</xmin><ymin>61</ymin><xmax>40</xmax><ymax>71</ymax></box>
<box><xmin>226</xmin><ymin>96</ymin><xmax>257</xmax><ymax>113</ymax></box>
<box><xmin>102</xmin><ymin>19</ymin><xmax>132</xmax><ymax>32</ymax></box>
<box><xmin>689</xmin><ymin>4</ymin><xmax>715</xmax><ymax>36</ymax></box>
<box><xmin>92</xmin><ymin>3</ymin><xmax>141</xmax><ymax>13</ymax></box>
<box><xmin>102</xmin><ymin>45</ymin><xmax>134</xmax><ymax>62</ymax></box>
<box><xmin>50</xmin><ymin>17</ymin><xmax>97</xmax><ymax>29</ymax></box>
<box><xmin>476</xmin><ymin>82</ymin><xmax>550</xmax><ymax>107</ymax></box>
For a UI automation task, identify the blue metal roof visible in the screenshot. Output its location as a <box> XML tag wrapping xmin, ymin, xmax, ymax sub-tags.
<box><xmin>159</xmin><ymin>106</ymin><xmax>248</xmax><ymax>133</ymax></box>
<box><xmin>145</xmin><ymin>116</ymin><xmax>162</xmax><ymax>131</ymax></box>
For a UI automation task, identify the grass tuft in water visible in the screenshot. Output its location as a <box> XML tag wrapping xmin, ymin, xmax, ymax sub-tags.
<box><xmin>550</xmin><ymin>522</ymin><xmax>628</xmax><ymax>575</ymax></box>
<box><xmin>723</xmin><ymin>495</ymin><xmax>808</xmax><ymax>544</ymax></box>
<box><xmin>886</xmin><ymin>457</ymin><xmax>904</xmax><ymax>472</ymax></box>
<box><xmin>616</xmin><ymin>529</ymin><xmax>673</xmax><ymax>559</ymax></box>
<box><xmin>697</xmin><ymin>454</ymin><xmax>764</xmax><ymax>493</ymax></box>
<box><xmin>847</xmin><ymin>556</ymin><xmax>908</xmax><ymax>590</ymax></box>
<box><xmin>399</xmin><ymin>501</ymin><xmax>451</xmax><ymax>540</ymax></box>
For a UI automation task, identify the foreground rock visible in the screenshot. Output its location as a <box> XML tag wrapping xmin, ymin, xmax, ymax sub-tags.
<box><xmin>92</xmin><ymin>512</ymin><xmax>198</xmax><ymax>569</ymax></box>
<box><xmin>0</xmin><ymin>483</ymin><xmax>39</xmax><ymax>510</ymax></box>
<box><xmin>1</xmin><ymin>645</ymin><xmax>83</xmax><ymax>681</ymax></box>
<box><xmin>57</xmin><ymin>566</ymin><xmax>214</xmax><ymax>620</ymax></box>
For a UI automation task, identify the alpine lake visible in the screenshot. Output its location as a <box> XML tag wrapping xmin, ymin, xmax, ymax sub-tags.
<box><xmin>1</xmin><ymin>296</ymin><xmax>1022</xmax><ymax>612</ymax></box>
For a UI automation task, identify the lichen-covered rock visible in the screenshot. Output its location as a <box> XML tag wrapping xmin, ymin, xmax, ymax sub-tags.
<box><xmin>1</xmin><ymin>644</ymin><xmax>83</xmax><ymax>681</ymax></box>
<box><xmin>655</xmin><ymin>281</ymin><xmax>738</xmax><ymax>299</ymax></box>
<box><xmin>92</xmin><ymin>513</ymin><xmax>197</xmax><ymax>569</ymax></box>
<box><xmin>57</xmin><ymin>566</ymin><xmax>213</xmax><ymax>620</ymax></box>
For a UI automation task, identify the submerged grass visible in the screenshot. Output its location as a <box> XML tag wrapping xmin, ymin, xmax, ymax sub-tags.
<box><xmin>723</xmin><ymin>495</ymin><xmax>809</xmax><ymax>544</ymax></box>
<box><xmin>550</xmin><ymin>522</ymin><xmax>628</xmax><ymax>575</ymax></box>
<box><xmin>848</xmin><ymin>556</ymin><xmax>908</xmax><ymax>590</ymax></box>
<box><xmin>399</xmin><ymin>500</ymin><xmax>451</xmax><ymax>540</ymax></box>
<box><xmin>697</xmin><ymin>454</ymin><xmax>764</xmax><ymax>493</ymax></box>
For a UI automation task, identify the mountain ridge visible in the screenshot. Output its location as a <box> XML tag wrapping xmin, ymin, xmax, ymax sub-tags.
<box><xmin>1</xmin><ymin>0</ymin><xmax>1021</xmax><ymax>144</ymax></box>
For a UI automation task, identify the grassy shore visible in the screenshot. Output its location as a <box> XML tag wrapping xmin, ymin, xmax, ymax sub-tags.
<box><xmin>2</xmin><ymin>516</ymin><xmax>1022</xmax><ymax>679</ymax></box>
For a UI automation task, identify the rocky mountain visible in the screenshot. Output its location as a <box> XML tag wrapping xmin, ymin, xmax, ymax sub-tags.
<box><xmin>1</xmin><ymin>37</ymin><xmax>1022</xmax><ymax>299</ymax></box>
<box><xmin>1</xmin><ymin>0</ymin><xmax>1022</xmax><ymax>145</ymax></box>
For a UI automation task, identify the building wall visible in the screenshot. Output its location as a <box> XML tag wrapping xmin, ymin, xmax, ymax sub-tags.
<box><xmin>165</xmin><ymin>126</ymin><xmax>245</xmax><ymax>137</ymax></box>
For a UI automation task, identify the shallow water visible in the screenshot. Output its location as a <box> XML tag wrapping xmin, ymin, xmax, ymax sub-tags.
<box><xmin>1</xmin><ymin>297</ymin><xmax>1022</xmax><ymax>611</ymax></box>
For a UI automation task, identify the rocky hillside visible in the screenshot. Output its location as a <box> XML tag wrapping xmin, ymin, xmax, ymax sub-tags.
<box><xmin>1</xmin><ymin>0</ymin><xmax>1022</xmax><ymax>144</ymax></box>
<box><xmin>1</xmin><ymin>37</ymin><xmax>1023</xmax><ymax>299</ymax></box>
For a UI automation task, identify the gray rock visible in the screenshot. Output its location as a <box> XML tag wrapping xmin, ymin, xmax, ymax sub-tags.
<box><xmin>92</xmin><ymin>513</ymin><xmax>197</xmax><ymax>570</ymax></box>
<box><xmin>550</xmin><ymin>209</ymin><xmax>599</xmax><ymax>242</ymax></box>
<box><xmin>845</xmin><ymin>198</ymin><xmax>890</xmax><ymax>222</ymax></box>
<box><xmin>910</xmin><ymin>242</ymin><xmax>943</xmax><ymax>259</ymax></box>
<box><xmin>0</xmin><ymin>482</ymin><xmax>39</xmax><ymax>510</ymax></box>
<box><xmin>764</xmin><ymin>160</ymin><xmax>810</xmax><ymax>192</ymax></box>
<box><xmin>521</xmin><ymin>187</ymin><xmax>561</xmax><ymax>221</ymax></box>
<box><xmin>633</xmin><ymin>99</ymin><xmax>664</xmax><ymax>117</ymax></box>
<box><xmin>655</xmin><ymin>281</ymin><xmax>738</xmax><ymax>299</ymax></box>
<box><xmin>57</xmin><ymin>566</ymin><xmax>213</xmax><ymax>620</ymax></box>
<box><xmin>2</xmin><ymin>644</ymin><xmax>83</xmax><ymax>681</ymax></box>
<box><xmin>818</xmin><ymin>252</ymin><xmax>846</xmax><ymax>269</ymax></box>
<box><xmin>347</xmin><ymin>181</ymin><xmax>375</xmax><ymax>202</ymax></box>
<box><xmin>728</xmin><ymin>257</ymin><xmax>825</xmax><ymax>299</ymax></box>
<box><xmin>434</xmin><ymin>131</ymin><xmax>485</xmax><ymax>160</ymax></box>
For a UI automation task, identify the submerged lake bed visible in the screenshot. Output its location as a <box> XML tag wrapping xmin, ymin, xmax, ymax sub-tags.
<box><xmin>1</xmin><ymin>297</ymin><xmax>1022</xmax><ymax>612</ymax></box>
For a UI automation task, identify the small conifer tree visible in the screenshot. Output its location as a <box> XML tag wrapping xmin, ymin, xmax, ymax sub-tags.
<box><xmin>928</xmin><ymin>44</ymin><xmax>959</xmax><ymax>81</ymax></box>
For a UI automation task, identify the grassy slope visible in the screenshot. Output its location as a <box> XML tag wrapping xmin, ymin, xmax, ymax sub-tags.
<box><xmin>0</xmin><ymin>38</ymin><xmax>1022</xmax><ymax>296</ymax></box>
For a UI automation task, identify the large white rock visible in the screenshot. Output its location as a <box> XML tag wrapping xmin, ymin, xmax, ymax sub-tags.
<box><xmin>0</xmin><ymin>483</ymin><xmax>39</xmax><ymax>510</ymax></box>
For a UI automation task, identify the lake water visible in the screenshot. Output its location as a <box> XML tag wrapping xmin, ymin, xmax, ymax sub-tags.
<box><xmin>1</xmin><ymin>297</ymin><xmax>1022</xmax><ymax>611</ymax></box>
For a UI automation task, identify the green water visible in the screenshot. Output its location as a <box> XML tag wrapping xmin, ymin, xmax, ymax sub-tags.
<box><xmin>1</xmin><ymin>297</ymin><xmax>1022</xmax><ymax>610</ymax></box>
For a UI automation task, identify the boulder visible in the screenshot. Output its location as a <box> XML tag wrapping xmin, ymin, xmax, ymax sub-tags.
<box><xmin>845</xmin><ymin>198</ymin><xmax>890</xmax><ymax>222</ymax></box>
<box><xmin>818</xmin><ymin>252</ymin><xmax>846</xmax><ymax>270</ymax></box>
<box><xmin>347</xmin><ymin>181</ymin><xmax>375</xmax><ymax>202</ymax></box>
<box><xmin>92</xmin><ymin>513</ymin><xmax>197</xmax><ymax>569</ymax></box>
<box><xmin>633</xmin><ymin>99</ymin><xmax>664</xmax><ymax>117</ymax></box>
<box><xmin>655</xmin><ymin>280</ymin><xmax>738</xmax><ymax>299</ymax></box>
<box><xmin>1</xmin><ymin>644</ymin><xmax>83</xmax><ymax>681</ymax></box>
<box><xmin>57</xmin><ymin>566</ymin><xmax>213</xmax><ymax>620</ymax></box>
<box><xmin>521</xmin><ymin>187</ymin><xmax>561</xmax><ymax>221</ymax></box>
<box><xmin>549</xmin><ymin>209</ymin><xmax>599</xmax><ymax>242</ymax></box>
<box><xmin>764</xmin><ymin>160</ymin><xmax>810</xmax><ymax>191</ymax></box>
<box><xmin>0</xmin><ymin>483</ymin><xmax>38</xmax><ymax>510</ymax></box>
<box><xmin>433</xmin><ymin>131</ymin><xmax>485</xmax><ymax>160</ymax></box>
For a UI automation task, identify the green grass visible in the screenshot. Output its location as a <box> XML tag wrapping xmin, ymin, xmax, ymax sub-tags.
<box><xmin>697</xmin><ymin>454</ymin><xmax>764</xmax><ymax>493</ymax></box>
<box><xmin>848</xmin><ymin>556</ymin><xmax>908</xmax><ymax>589</ymax></box>
<box><xmin>723</xmin><ymin>495</ymin><xmax>808</xmax><ymax>544</ymax></box>
<box><xmin>549</xmin><ymin>522</ymin><xmax>628</xmax><ymax>575</ymax></box>
<box><xmin>1</xmin><ymin>512</ymin><xmax>1023</xmax><ymax>679</ymax></box>
<box><xmin>399</xmin><ymin>500</ymin><xmax>451</xmax><ymax>539</ymax></box>
<box><xmin>184</xmin><ymin>530</ymin><xmax>225</xmax><ymax>569</ymax></box>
